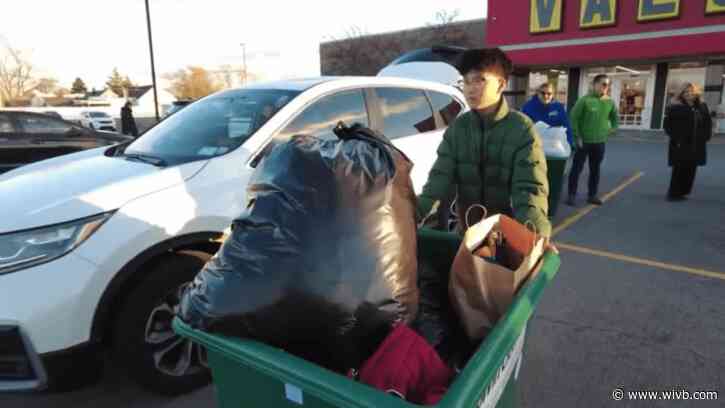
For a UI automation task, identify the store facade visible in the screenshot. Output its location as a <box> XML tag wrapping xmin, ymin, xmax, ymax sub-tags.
<box><xmin>487</xmin><ymin>0</ymin><xmax>725</xmax><ymax>131</ymax></box>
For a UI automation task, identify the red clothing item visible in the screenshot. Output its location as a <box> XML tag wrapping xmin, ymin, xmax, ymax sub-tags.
<box><xmin>353</xmin><ymin>324</ymin><xmax>453</xmax><ymax>405</ymax></box>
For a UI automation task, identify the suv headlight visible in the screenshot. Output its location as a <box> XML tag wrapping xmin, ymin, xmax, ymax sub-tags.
<box><xmin>0</xmin><ymin>212</ymin><xmax>113</xmax><ymax>275</ymax></box>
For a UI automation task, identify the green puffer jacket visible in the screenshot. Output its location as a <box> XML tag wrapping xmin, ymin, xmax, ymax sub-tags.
<box><xmin>418</xmin><ymin>98</ymin><xmax>551</xmax><ymax>237</ymax></box>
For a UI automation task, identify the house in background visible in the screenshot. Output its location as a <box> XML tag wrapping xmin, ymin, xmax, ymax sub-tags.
<box><xmin>86</xmin><ymin>88</ymin><xmax>118</xmax><ymax>100</ymax></box>
<box><xmin>0</xmin><ymin>84</ymin><xmax>176</xmax><ymax>122</ymax></box>
<box><xmin>77</xmin><ymin>85</ymin><xmax>176</xmax><ymax>117</ymax></box>
<box><xmin>124</xmin><ymin>85</ymin><xmax>176</xmax><ymax>117</ymax></box>
<box><xmin>79</xmin><ymin>88</ymin><xmax>119</xmax><ymax>107</ymax></box>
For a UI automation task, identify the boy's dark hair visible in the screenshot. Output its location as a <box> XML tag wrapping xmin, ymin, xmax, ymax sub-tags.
<box><xmin>593</xmin><ymin>74</ymin><xmax>609</xmax><ymax>84</ymax></box>
<box><xmin>456</xmin><ymin>48</ymin><xmax>513</xmax><ymax>81</ymax></box>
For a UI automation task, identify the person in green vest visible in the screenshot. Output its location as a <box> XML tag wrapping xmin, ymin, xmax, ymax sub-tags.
<box><xmin>566</xmin><ymin>74</ymin><xmax>619</xmax><ymax>206</ymax></box>
<box><xmin>417</xmin><ymin>48</ymin><xmax>551</xmax><ymax>238</ymax></box>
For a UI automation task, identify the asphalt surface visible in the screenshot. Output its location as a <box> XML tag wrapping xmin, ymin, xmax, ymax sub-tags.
<box><xmin>520</xmin><ymin>135</ymin><xmax>725</xmax><ymax>407</ymax></box>
<box><xmin>112</xmin><ymin>117</ymin><xmax>157</xmax><ymax>135</ymax></box>
<box><xmin>2</xmin><ymin>133</ymin><xmax>724</xmax><ymax>407</ymax></box>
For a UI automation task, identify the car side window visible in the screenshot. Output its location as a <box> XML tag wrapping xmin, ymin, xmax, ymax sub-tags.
<box><xmin>0</xmin><ymin>113</ymin><xmax>15</xmax><ymax>134</ymax></box>
<box><xmin>428</xmin><ymin>91</ymin><xmax>463</xmax><ymax>127</ymax></box>
<box><xmin>277</xmin><ymin>89</ymin><xmax>369</xmax><ymax>142</ymax></box>
<box><xmin>17</xmin><ymin>114</ymin><xmax>72</xmax><ymax>135</ymax></box>
<box><xmin>249</xmin><ymin>90</ymin><xmax>370</xmax><ymax>168</ymax></box>
<box><xmin>374</xmin><ymin>87</ymin><xmax>436</xmax><ymax>139</ymax></box>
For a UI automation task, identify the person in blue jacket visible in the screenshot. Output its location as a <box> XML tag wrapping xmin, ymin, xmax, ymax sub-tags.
<box><xmin>522</xmin><ymin>82</ymin><xmax>573</xmax><ymax>147</ymax></box>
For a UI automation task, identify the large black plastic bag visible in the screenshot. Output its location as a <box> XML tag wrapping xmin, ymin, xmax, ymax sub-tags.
<box><xmin>179</xmin><ymin>123</ymin><xmax>419</xmax><ymax>372</ymax></box>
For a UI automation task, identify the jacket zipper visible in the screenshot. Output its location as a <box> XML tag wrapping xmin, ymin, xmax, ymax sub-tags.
<box><xmin>691</xmin><ymin>106</ymin><xmax>698</xmax><ymax>154</ymax></box>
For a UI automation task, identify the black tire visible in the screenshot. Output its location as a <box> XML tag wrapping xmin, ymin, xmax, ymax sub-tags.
<box><xmin>88</xmin><ymin>123</ymin><xmax>94</xmax><ymax>130</ymax></box>
<box><xmin>112</xmin><ymin>250</ymin><xmax>212</xmax><ymax>396</ymax></box>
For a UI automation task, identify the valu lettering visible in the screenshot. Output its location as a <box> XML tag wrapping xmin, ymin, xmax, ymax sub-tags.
<box><xmin>529</xmin><ymin>0</ymin><xmax>720</xmax><ymax>34</ymax></box>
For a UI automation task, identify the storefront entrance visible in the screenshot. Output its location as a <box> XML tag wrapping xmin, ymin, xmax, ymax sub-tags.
<box><xmin>614</xmin><ymin>76</ymin><xmax>649</xmax><ymax>127</ymax></box>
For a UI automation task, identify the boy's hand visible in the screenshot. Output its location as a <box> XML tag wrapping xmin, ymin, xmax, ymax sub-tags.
<box><xmin>543</xmin><ymin>237</ymin><xmax>559</xmax><ymax>254</ymax></box>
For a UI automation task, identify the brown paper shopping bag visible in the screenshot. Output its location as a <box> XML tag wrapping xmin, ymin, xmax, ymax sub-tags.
<box><xmin>449</xmin><ymin>206</ymin><xmax>546</xmax><ymax>340</ymax></box>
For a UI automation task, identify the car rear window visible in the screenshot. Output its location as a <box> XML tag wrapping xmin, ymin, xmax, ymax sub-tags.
<box><xmin>427</xmin><ymin>91</ymin><xmax>463</xmax><ymax>127</ymax></box>
<box><xmin>277</xmin><ymin>89</ymin><xmax>369</xmax><ymax>141</ymax></box>
<box><xmin>374</xmin><ymin>87</ymin><xmax>436</xmax><ymax>139</ymax></box>
<box><xmin>16</xmin><ymin>114</ymin><xmax>72</xmax><ymax>134</ymax></box>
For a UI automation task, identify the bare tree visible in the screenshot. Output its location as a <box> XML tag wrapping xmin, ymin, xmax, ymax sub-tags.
<box><xmin>164</xmin><ymin>66</ymin><xmax>224</xmax><ymax>100</ymax></box>
<box><xmin>121</xmin><ymin>76</ymin><xmax>134</xmax><ymax>92</ymax></box>
<box><xmin>425</xmin><ymin>9</ymin><xmax>468</xmax><ymax>44</ymax></box>
<box><xmin>320</xmin><ymin>10</ymin><xmax>473</xmax><ymax>76</ymax></box>
<box><xmin>106</xmin><ymin>68</ymin><xmax>131</xmax><ymax>97</ymax></box>
<box><xmin>35</xmin><ymin>77</ymin><xmax>58</xmax><ymax>94</ymax></box>
<box><xmin>321</xmin><ymin>25</ymin><xmax>414</xmax><ymax>76</ymax></box>
<box><xmin>430</xmin><ymin>9</ymin><xmax>461</xmax><ymax>27</ymax></box>
<box><xmin>54</xmin><ymin>87</ymin><xmax>69</xmax><ymax>98</ymax></box>
<box><xmin>0</xmin><ymin>46</ymin><xmax>35</xmax><ymax>105</ymax></box>
<box><xmin>214</xmin><ymin>64</ymin><xmax>260</xmax><ymax>89</ymax></box>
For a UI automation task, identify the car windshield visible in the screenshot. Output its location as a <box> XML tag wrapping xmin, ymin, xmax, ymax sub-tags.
<box><xmin>124</xmin><ymin>89</ymin><xmax>299</xmax><ymax>165</ymax></box>
<box><xmin>90</xmin><ymin>112</ymin><xmax>109</xmax><ymax>118</ymax></box>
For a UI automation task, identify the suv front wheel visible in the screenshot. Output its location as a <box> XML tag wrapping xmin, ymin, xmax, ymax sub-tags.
<box><xmin>112</xmin><ymin>250</ymin><xmax>212</xmax><ymax>395</ymax></box>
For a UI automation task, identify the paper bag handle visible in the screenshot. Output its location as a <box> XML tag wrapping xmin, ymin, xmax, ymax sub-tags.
<box><xmin>524</xmin><ymin>220</ymin><xmax>538</xmax><ymax>252</ymax></box>
<box><xmin>464</xmin><ymin>204</ymin><xmax>488</xmax><ymax>229</ymax></box>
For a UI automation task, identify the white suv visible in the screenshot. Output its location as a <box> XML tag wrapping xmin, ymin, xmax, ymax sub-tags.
<box><xmin>80</xmin><ymin>111</ymin><xmax>117</xmax><ymax>132</ymax></box>
<box><xmin>0</xmin><ymin>73</ymin><xmax>465</xmax><ymax>395</ymax></box>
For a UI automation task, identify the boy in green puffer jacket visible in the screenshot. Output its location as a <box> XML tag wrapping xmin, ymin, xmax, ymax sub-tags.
<box><xmin>566</xmin><ymin>74</ymin><xmax>619</xmax><ymax>206</ymax></box>
<box><xmin>418</xmin><ymin>48</ymin><xmax>551</xmax><ymax>238</ymax></box>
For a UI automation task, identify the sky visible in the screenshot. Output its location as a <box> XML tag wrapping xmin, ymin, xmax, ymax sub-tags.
<box><xmin>0</xmin><ymin>0</ymin><xmax>486</xmax><ymax>91</ymax></box>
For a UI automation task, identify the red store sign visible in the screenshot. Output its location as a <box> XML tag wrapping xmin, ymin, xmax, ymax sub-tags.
<box><xmin>487</xmin><ymin>0</ymin><xmax>725</xmax><ymax>66</ymax></box>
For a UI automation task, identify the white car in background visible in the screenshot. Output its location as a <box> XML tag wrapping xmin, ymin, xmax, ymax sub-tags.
<box><xmin>0</xmin><ymin>65</ymin><xmax>466</xmax><ymax>395</ymax></box>
<box><xmin>79</xmin><ymin>111</ymin><xmax>117</xmax><ymax>131</ymax></box>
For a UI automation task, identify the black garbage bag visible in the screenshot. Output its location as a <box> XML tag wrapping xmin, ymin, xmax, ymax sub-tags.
<box><xmin>412</xmin><ymin>258</ymin><xmax>450</xmax><ymax>350</ymax></box>
<box><xmin>179</xmin><ymin>123</ymin><xmax>419</xmax><ymax>372</ymax></box>
<box><xmin>412</xmin><ymin>257</ymin><xmax>476</xmax><ymax>371</ymax></box>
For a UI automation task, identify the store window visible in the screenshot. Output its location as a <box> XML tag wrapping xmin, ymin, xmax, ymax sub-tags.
<box><xmin>664</xmin><ymin>62</ymin><xmax>706</xmax><ymax>106</ymax></box>
<box><xmin>528</xmin><ymin>69</ymin><xmax>569</xmax><ymax>106</ymax></box>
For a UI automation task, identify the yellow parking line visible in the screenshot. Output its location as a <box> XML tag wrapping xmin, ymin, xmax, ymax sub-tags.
<box><xmin>552</xmin><ymin>171</ymin><xmax>644</xmax><ymax>237</ymax></box>
<box><xmin>556</xmin><ymin>242</ymin><xmax>725</xmax><ymax>282</ymax></box>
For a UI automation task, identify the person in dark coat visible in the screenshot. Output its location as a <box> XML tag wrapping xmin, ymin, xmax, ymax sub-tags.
<box><xmin>121</xmin><ymin>101</ymin><xmax>139</xmax><ymax>137</ymax></box>
<box><xmin>663</xmin><ymin>83</ymin><xmax>712</xmax><ymax>201</ymax></box>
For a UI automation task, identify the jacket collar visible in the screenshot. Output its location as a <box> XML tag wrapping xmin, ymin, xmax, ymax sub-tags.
<box><xmin>474</xmin><ymin>97</ymin><xmax>510</xmax><ymax>130</ymax></box>
<box><xmin>588</xmin><ymin>91</ymin><xmax>611</xmax><ymax>100</ymax></box>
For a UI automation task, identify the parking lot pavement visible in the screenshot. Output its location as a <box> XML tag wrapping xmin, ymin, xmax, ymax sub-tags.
<box><xmin>112</xmin><ymin>117</ymin><xmax>158</xmax><ymax>135</ymax></box>
<box><xmin>0</xmin><ymin>365</ymin><xmax>215</xmax><ymax>408</ymax></box>
<box><xmin>3</xmin><ymin>134</ymin><xmax>723</xmax><ymax>408</ymax></box>
<box><xmin>521</xmin><ymin>138</ymin><xmax>725</xmax><ymax>407</ymax></box>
